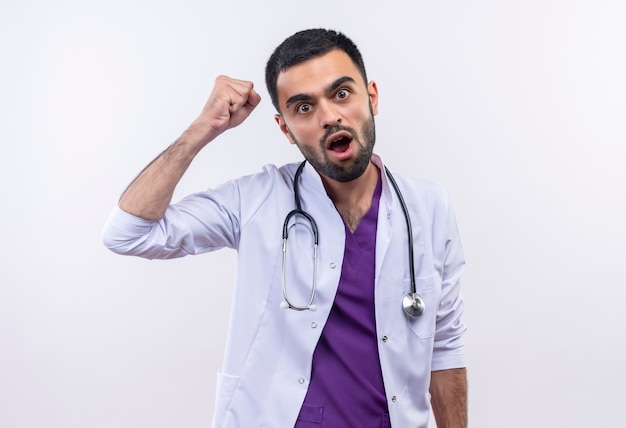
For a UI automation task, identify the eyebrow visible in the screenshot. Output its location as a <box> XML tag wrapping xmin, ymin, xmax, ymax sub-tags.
<box><xmin>284</xmin><ymin>76</ymin><xmax>357</xmax><ymax>109</ymax></box>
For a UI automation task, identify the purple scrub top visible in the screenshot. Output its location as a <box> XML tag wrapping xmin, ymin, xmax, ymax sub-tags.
<box><xmin>295</xmin><ymin>170</ymin><xmax>391</xmax><ymax>427</ymax></box>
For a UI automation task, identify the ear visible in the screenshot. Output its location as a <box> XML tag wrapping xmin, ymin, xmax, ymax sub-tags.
<box><xmin>275</xmin><ymin>114</ymin><xmax>296</xmax><ymax>145</ymax></box>
<box><xmin>367</xmin><ymin>81</ymin><xmax>379</xmax><ymax>115</ymax></box>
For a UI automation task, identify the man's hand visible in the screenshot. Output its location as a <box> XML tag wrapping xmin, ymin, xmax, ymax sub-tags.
<box><xmin>187</xmin><ymin>75</ymin><xmax>262</xmax><ymax>150</ymax></box>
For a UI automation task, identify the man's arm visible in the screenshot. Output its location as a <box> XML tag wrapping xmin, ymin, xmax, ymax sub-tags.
<box><xmin>430</xmin><ymin>367</ymin><xmax>468</xmax><ymax>428</ymax></box>
<box><xmin>119</xmin><ymin>75</ymin><xmax>261</xmax><ymax>221</ymax></box>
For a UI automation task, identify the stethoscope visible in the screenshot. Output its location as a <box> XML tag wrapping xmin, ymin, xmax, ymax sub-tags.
<box><xmin>280</xmin><ymin>161</ymin><xmax>425</xmax><ymax>318</ymax></box>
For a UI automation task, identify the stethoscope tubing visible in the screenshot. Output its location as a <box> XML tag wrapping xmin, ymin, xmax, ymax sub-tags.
<box><xmin>281</xmin><ymin>208</ymin><xmax>319</xmax><ymax>311</ymax></box>
<box><xmin>383</xmin><ymin>166</ymin><xmax>418</xmax><ymax>297</ymax></box>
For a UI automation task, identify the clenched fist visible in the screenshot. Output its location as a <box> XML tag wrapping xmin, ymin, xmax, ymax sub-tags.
<box><xmin>189</xmin><ymin>75</ymin><xmax>262</xmax><ymax>147</ymax></box>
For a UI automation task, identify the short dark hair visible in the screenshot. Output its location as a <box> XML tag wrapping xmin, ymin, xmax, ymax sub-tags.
<box><xmin>265</xmin><ymin>28</ymin><xmax>368</xmax><ymax>112</ymax></box>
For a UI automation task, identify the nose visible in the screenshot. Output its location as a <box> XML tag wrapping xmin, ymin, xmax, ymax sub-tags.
<box><xmin>318</xmin><ymin>101</ymin><xmax>341</xmax><ymax>128</ymax></box>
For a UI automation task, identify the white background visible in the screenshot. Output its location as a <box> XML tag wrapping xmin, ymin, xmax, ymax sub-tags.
<box><xmin>1</xmin><ymin>1</ymin><xmax>625</xmax><ymax>427</ymax></box>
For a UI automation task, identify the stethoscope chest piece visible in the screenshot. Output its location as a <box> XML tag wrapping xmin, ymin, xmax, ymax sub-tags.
<box><xmin>402</xmin><ymin>292</ymin><xmax>425</xmax><ymax>318</ymax></box>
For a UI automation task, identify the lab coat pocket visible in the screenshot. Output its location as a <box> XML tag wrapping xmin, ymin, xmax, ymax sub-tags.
<box><xmin>407</xmin><ymin>274</ymin><xmax>441</xmax><ymax>339</ymax></box>
<box><xmin>213</xmin><ymin>371</ymin><xmax>240</xmax><ymax>424</ymax></box>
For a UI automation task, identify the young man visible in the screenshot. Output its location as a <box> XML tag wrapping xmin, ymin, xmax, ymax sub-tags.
<box><xmin>103</xmin><ymin>29</ymin><xmax>467</xmax><ymax>427</ymax></box>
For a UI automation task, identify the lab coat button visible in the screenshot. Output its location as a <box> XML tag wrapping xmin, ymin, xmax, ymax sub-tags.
<box><xmin>298</xmin><ymin>377</ymin><xmax>305</xmax><ymax>384</ymax></box>
<box><xmin>387</xmin><ymin>212</ymin><xmax>391</xmax><ymax>220</ymax></box>
<box><xmin>311</xmin><ymin>322</ymin><xmax>317</xmax><ymax>329</ymax></box>
<box><xmin>382</xmin><ymin>335</ymin><xmax>388</xmax><ymax>342</ymax></box>
<box><xmin>330</xmin><ymin>262</ymin><xmax>336</xmax><ymax>269</ymax></box>
<box><xmin>391</xmin><ymin>395</ymin><xmax>397</xmax><ymax>403</ymax></box>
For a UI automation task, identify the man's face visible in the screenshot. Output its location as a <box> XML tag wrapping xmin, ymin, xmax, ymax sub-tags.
<box><xmin>275</xmin><ymin>49</ymin><xmax>379</xmax><ymax>183</ymax></box>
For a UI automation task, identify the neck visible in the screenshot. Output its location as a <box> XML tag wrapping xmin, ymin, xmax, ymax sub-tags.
<box><xmin>321</xmin><ymin>162</ymin><xmax>379</xmax><ymax>232</ymax></box>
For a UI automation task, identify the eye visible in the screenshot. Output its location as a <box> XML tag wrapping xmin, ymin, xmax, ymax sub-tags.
<box><xmin>335</xmin><ymin>88</ymin><xmax>350</xmax><ymax>100</ymax></box>
<box><xmin>296</xmin><ymin>103</ymin><xmax>312</xmax><ymax>114</ymax></box>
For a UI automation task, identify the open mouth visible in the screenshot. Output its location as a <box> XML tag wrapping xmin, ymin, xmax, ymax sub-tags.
<box><xmin>326</xmin><ymin>131</ymin><xmax>353</xmax><ymax>153</ymax></box>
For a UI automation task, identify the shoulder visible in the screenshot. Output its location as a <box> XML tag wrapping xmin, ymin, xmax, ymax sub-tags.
<box><xmin>179</xmin><ymin>162</ymin><xmax>302</xmax><ymax>214</ymax></box>
<box><xmin>387</xmin><ymin>170</ymin><xmax>450</xmax><ymax>210</ymax></box>
<box><xmin>227</xmin><ymin>162</ymin><xmax>301</xmax><ymax>194</ymax></box>
<box><xmin>374</xmin><ymin>153</ymin><xmax>449</xmax><ymax>208</ymax></box>
<box><xmin>201</xmin><ymin>162</ymin><xmax>301</xmax><ymax>215</ymax></box>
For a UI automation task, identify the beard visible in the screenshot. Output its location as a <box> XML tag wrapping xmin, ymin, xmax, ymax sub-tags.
<box><xmin>290</xmin><ymin>109</ymin><xmax>376</xmax><ymax>183</ymax></box>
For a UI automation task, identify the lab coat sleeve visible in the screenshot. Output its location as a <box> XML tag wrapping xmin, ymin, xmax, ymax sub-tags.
<box><xmin>102</xmin><ymin>179</ymin><xmax>242</xmax><ymax>259</ymax></box>
<box><xmin>431</xmin><ymin>193</ymin><xmax>467</xmax><ymax>371</ymax></box>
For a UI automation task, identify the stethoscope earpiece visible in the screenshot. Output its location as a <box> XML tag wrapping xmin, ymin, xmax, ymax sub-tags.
<box><xmin>280</xmin><ymin>301</ymin><xmax>318</xmax><ymax>312</ymax></box>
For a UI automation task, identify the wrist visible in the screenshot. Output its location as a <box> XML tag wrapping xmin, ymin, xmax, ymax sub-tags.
<box><xmin>181</xmin><ymin>117</ymin><xmax>222</xmax><ymax>152</ymax></box>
